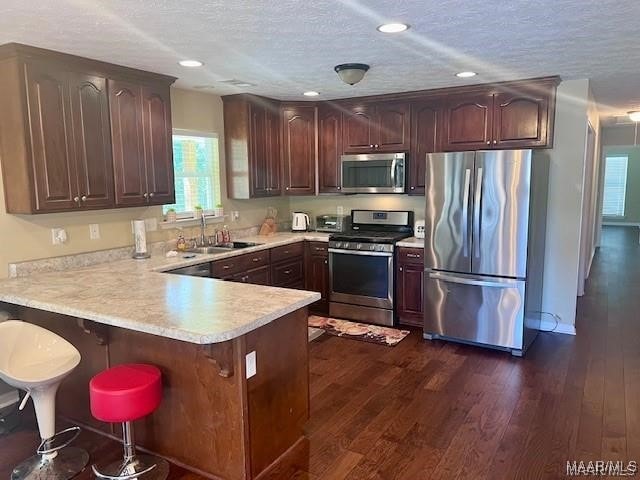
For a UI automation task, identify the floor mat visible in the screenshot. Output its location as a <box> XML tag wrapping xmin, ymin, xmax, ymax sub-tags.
<box><xmin>308</xmin><ymin>316</ymin><xmax>410</xmax><ymax>346</ymax></box>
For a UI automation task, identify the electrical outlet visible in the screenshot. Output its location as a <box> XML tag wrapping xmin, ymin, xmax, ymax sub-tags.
<box><xmin>51</xmin><ymin>228</ymin><xmax>67</xmax><ymax>245</ymax></box>
<box><xmin>231</xmin><ymin>211</ymin><xmax>240</xmax><ymax>221</ymax></box>
<box><xmin>144</xmin><ymin>218</ymin><xmax>157</xmax><ymax>231</ymax></box>
<box><xmin>337</xmin><ymin>205</ymin><xmax>344</xmax><ymax>215</ymax></box>
<box><xmin>245</xmin><ymin>351</ymin><xmax>257</xmax><ymax>379</ymax></box>
<box><xmin>89</xmin><ymin>224</ymin><xmax>100</xmax><ymax>240</ymax></box>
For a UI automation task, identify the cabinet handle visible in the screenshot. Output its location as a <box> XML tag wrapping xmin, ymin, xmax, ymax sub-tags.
<box><xmin>337</xmin><ymin>186</ymin><xmax>341</xmax><ymax>190</ymax></box>
<box><xmin>399</xmin><ymin>266</ymin><xmax>403</xmax><ymax>272</ymax></box>
<box><xmin>81</xmin><ymin>195</ymin><xmax>87</xmax><ymax>202</ymax></box>
<box><xmin>314</xmin><ymin>247</ymin><xmax>324</xmax><ymax>251</ymax></box>
<box><xmin>369</xmin><ymin>144</ymin><xmax>374</xmax><ymax>148</ymax></box>
<box><xmin>143</xmin><ymin>193</ymin><xmax>148</xmax><ymax>198</ymax></box>
<box><xmin>73</xmin><ymin>196</ymin><xmax>80</xmax><ymax>204</ymax></box>
<box><xmin>486</xmin><ymin>141</ymin><xmax>490</xmax><ymax>145</ymax></box>
<box><xmin>286</xmin><ymin>187</ymin><xmax>290</xmax><ymax>191</ymax></box>
<box><xmin>284</xmin><ymin>269</ymin><xmax>292</xmax><ymax>275</ymax></box>
<box><xmin>252</xmin><ymin>258</ymin><xmax>260</xmax><ymax>262</ymax></box>
<box><xmin>375</xmin><ymin>144</ymin><xmax>379</xmax><ymax>148</ymax></box>
<box><xmin>411</xmin><ymin>186</ymin><xmax>415</xmax><ymax>190</ymax></box>
<box><xmin>223</xmin><ymin>265</ymin><xmax>232</xmax><ymax>269</ymax></box>
<box><xmin>406</xmin><ymin>253</ymin><xmax>421</xmax><ymax>258</ymax></box>
<box><xmin>493</xmin><ymin>140</ymin><xmax>497</xmax><ymax>144</ymax></box>
<box><xmin>149</xmin><ymin>192</ymin><xmax>155</xmax><ymax>198</ymax></box>
<box><xmin>324</xmin><ymin>260</ymin><xmax>328</xmax><ymax>264</ymax></box>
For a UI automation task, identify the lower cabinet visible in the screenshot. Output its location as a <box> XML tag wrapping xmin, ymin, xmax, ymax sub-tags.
<box><xmin>396</xmin><ymin>247</ymin><xmax>424</xmax><ymax>327</ymax></box>
<box><xmin>304</xmin><ymin>242</ymin><xmax>330</xmax><ymax>315</ymax></box>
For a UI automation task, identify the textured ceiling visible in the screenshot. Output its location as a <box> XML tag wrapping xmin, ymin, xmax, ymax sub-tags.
<box><xmin>2</xmin><ymin>0</ymin><xmax>640</xmax><ymax>118</ymax></box>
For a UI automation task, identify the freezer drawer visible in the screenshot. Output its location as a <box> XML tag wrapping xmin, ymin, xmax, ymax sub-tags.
<box><xmin>424</xmin><ymin>270</ymin><xmax>525</xmax><ymax>350</ymax></box>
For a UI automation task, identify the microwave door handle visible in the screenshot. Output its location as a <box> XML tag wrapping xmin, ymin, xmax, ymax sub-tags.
<box><xmin>390</xmin><ymin>158</ymin><xmax>397</xmax><ymax>188</ymax></box>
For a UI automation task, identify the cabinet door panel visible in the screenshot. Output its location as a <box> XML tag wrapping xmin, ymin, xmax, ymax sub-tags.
<box><xmin>265</xmin><ymin>105</ymin><xmax>282</xmax><ymax>194</ymax></box>
<box><xmin>409</xmin><ymin>99</ymin><xmax>441</xmax><ymax>195</ymax></box>
<box><xmin>281</xmin><ymin>105</ymin><xmax>316</xmax><ymax>195</ymax></box>
<box><xmin>142</xmin><ymin>86</ymin><xmax>174</xmax><ymax>205</ymax></box>
<box><xmin>376</xmin><ymin>101</ymin><xmax>410</xmax><ymax>151</ymax></box>
<box><xmin>305</xmin><ymin>253</ymin><xmax>329</xmax><ymax>315</ymax></box>
<box><xmin>109</xmin><ymin>80</ymin><xmax>147</xmax><ymax>206</ymax></box>
<box><xmin>70</xmin><ymin>74</ymin><xmax>114</xmax><ymax>209</ymax></box>
<box><xmin>317</xmin><ymin>105</ymin><xmax>342</xmax><ymax>193</ymax></box>
<box><xmin>249</xmin><ymin>104</ymin><xmax>271</xmax><ymax>197</ymax></box>
<box><xmin>443</xmin><ymin>93</ymin><xmax>493</xmax><ymax>151</ymax></box>
<box><xmin>25</xmin><ymin>63</ymin><xmax>77</xmax><ymax>211</ymax></box>
<box><xmin>397</xmin><ymin>262</ymin><xmax>424</xmax><ymax>327</ymax></box>
<box><xmin>493</xmin><ymin>91</ymin><xmax>549</xmax><ymax>148</ymax></box>
<box><xmin>342</xmin><ymin>105</ymin><xmax>375</xmax><ymax>152</ymax></box>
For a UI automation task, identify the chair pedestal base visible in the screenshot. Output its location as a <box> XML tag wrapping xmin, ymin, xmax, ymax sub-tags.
<box><xmin>11</xmin><ymin>447</ymin><xmax>89</xmax><ymax>480</ymax></box>
<box><xmin>92</xmin><ymin>455</ymin><xmax>169</xmax><ymax>480</ymax></box>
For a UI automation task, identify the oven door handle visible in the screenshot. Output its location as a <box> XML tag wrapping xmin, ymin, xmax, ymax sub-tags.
<box><xmin>328</xmin><ymin>248</ymin><xmax>393</xmax><ymax>257</ymax></box>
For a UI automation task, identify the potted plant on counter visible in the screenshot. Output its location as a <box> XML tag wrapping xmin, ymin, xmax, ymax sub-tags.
<box><xmin>193</xmin><ymin>205</ymin><xmax>203</xmax><ymax>219</ymax></box>
<box><xmin>165</xmin><ymin>208</ymin><xmax>177</xmax><ymax>223</ymax></box>
<box><xmin>214</xmin><ymin>203</ymin><xmax>224</xmax><ymax>218</ymax></box>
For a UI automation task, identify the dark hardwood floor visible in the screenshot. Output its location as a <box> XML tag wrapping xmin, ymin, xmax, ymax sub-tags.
<box><xmin>1</xmin><ymin>225</ymin><xmax>638</xmax><ymax>479</ymax></box>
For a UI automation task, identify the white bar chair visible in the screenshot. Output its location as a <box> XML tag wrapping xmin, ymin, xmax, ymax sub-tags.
<box><xmin>0</xmin><ymin>320</ymin><xmax>89</xmax><ymax>480</ymax></box>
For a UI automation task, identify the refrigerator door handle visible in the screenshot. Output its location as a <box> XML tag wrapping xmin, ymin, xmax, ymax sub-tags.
<box><xmin>462</xmin><ymin>168</ymin><xmax>471</xmax><ymax>258</ymax></box>
<box><xmin>427</xmin><ymin>271</ymin><xmax>516</xmax><ymax>288</ymax></box>
<box><xmin>473</xmin><ymin>167</ymin><xmax>483</xmax><ymax>258</ymax></box>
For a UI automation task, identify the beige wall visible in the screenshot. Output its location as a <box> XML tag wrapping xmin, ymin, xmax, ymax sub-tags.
<box><xmin>0</xmin><ymin>88</ymin><xmax>289</xmax><ymax>279</ymax></box>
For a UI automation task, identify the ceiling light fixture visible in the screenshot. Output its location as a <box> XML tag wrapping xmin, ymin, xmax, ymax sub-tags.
<box><xmin>179</xmin><ymin>59</ymin><xmax>203</xmax><ymax>67</ymax></box>
<box><xmin>303</xmin><ymin>91</ymin><xmax>320</xmax><ymax>97</ymax></box>
<box><xmin>334</xmin><ymin>63</ymin><xmax>370</xmax><ymax>85</ymax></box>
<box><xmin>455</xmin><ymin>71</ymin><xmax>477</xmax><ymax>78</ymax></box>
<box><xmin>628</xmin><ymin>111</ymin><xmax>640</xmax><ymax>122</ymax></box>
<box><xmin>377</xmin><ymin>23</ymin><xmax>409</xmax><ymax>33</ymax></box>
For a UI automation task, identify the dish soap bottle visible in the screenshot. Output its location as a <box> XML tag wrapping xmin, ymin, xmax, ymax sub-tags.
<box><xmin>176</xmin><ymin>234</ymin><xmax>187</xmax><ymax>252</ymax></box>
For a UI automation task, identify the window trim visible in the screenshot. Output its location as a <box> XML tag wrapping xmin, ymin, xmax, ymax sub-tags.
<box><xmin>166</xmin><ymin>129</ymin><xmax>221</xmax><ymax>219</ymax></box>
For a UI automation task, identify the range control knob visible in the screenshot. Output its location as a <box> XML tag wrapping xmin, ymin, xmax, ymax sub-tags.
<box><xmin>356</xmin><ymin>243</ymin><xmax>363</xmax><ymax>250</ymax></box>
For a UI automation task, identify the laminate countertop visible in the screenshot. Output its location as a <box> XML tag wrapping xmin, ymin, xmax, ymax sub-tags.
<box><xmin>396</xmin><ymin>237</ymin><xmax>425</xmax><ymax>248</ymax></box>
<box><xmin>0</xmin><ymin>233</ymin><xmax>329</xmax><ymax>344</ymax></box>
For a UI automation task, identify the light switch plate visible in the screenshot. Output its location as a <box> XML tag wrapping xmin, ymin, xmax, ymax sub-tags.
<box><xmin>245</xmin><ymin>351</ymin><xmax>257</xmax><ymax>379</ymax></box>
<box><xmin>51</xmin><ymin>228</ymin><xmax>67</xmax><ymax>245</ymax></box>
<box><xmin>89</xmin><ymin>224</ymin><xmax>100</xmax><ymax>240</ymax></box>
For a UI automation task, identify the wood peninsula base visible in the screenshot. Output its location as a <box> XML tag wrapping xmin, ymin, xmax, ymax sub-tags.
<box><xmin>3</xmin><ymin>304</ymin><xmax>310</xmax><ymax>480</ymax></box>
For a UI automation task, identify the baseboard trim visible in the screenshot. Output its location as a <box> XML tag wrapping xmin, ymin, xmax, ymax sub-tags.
<box><xmin>540</xmin><ymin>320</ymin><xmax>576</xmax><ymax>335</ymax></box>
<box><xmin>0</xmin><ymin>390</ymin><xmax>19</xmax><ymax>409</ymax></box>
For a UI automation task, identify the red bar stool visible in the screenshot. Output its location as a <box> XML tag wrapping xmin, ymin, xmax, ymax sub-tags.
<box><xmin>89</xmin><ymin>364</ymin><xmax>168</xmax><ymax>480</ymax></box>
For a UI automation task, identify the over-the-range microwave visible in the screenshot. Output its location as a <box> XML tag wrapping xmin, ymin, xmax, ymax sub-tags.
<box><xmin>340</xmin><ymin>152</ymin><xmax>406</xmax><ymax>194</ymax></box>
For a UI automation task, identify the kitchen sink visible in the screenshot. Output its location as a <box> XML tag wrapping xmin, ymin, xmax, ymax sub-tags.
<box><xmin>226</xmin><ymin>241</ymin><xmax>263</xmax><ymax>249</ymax></box>
<box><xmin>187</xmin><ymin>246</ymin><xmax>233</xmax><ymax>254</ymax></box>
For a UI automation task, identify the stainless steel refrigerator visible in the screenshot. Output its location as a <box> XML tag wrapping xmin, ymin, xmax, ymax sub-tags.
<box><xmin>423</xmin><ymin>149</ymin><xmax>549</xmax><ymax>356</ymax></box>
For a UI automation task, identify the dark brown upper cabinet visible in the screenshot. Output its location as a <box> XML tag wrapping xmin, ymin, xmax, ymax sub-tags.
<box><xmin>342</xmin><ymin>101</ymin><xmax>410</xmax><ymax>153</ymax></box>
<box><xmin>317</xmin><ymin>104</ymin><xmax>343</xmax><ymax>194</ymax></box>
<box><xmin>0</xmin><ymin>43</ymin><xmax>176</xmax><ymax>214</ymax></box>
<box><xmin>281</xmin><ymin>104</ymin><xmax>317</xmax><ymax>195</ymax></box>
<box><xmin>443</xmin><ymin>92</ymin><xmax>494</xmax><ymax>151</ymax></box>
<box><xmin>443</xmin><ymin>78</ymin><xmax>559</xmax><ymax>151</ymax></box>
<box><xmin>409</xmin><ymin>97</ymin><xmax>443</xmax><ymax>195</ymax></box>
<box><xmin>223</xmin><ymin>95</ymin><xmax>281</xmax><ymax>199</ymax></box>
<box><xmin>141</xmin><ymin>85</ymin><xmax>174</xmax><ymax>205</ymax></box>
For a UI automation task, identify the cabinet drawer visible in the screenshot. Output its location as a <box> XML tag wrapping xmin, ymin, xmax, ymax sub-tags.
<box><xmin>211</xmin><ymin>250</ymin><xmax>270</xmax><ymax>277</ymax></box>
<box><xmin>397</xmin><ymin>248</ymin><xmax>424</xmax><ymax>265</ymax></box>
<box><xmin>270</xmin><ymin>242</ymin><xmax>304</xmax><ymax>263</ymax></box>
<box><xmin>232</xmin><ymin>265</ymin><xmax>271</xmax><ymax>286</ymax></box>
<box><xmin>307</xmin><ymin>241</ymin><xmax>328</xmax><ymax>257</ymax></box>
<box><xmin>272</xmin><ymin>259</ymin><xmax>304</xmax><ymax>287</ymax></box>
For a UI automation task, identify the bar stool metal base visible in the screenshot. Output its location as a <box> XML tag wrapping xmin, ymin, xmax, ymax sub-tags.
<box><xmin>11</xmin><ymin>447</ymin><xmax>89</xmax><ymax>480</ymax></box>
<box><xmin>92</xmin><ymin>455</ymin><xmax>169</xmax><ymax>480</ymax></box>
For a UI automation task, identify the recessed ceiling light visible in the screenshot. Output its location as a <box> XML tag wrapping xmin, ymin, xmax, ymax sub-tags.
<box><xmin>377</xmin><ymin>23</ymin><xmax>409</xmax><ymax>33</ymax></box>
<box><xmin>455</xmin><ymin>71</ymin><xmax>477</xmax><ymax>78</ymax></box>
<box><xmin>179</xmin><ymin>59</ymin><xmax>203</xmax><ymax>67</ymax></box>
<box><xmin>629</xmin><ymin>111</ymin><xmax>640</xmax><ymax>122</ymax></box>
<box><xmin>303</xmin><ymin>91</ymin><xmax>320</xmax><ymax>97</ymax></box>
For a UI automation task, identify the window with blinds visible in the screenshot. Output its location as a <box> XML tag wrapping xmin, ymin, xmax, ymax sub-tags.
<box><xmin>602</xmin><ymin>155</ymin><xmax>629</xmax><ymax>217</ymax></box>
<box><xmin>163</xmin><ymin>132</ymin><xmax>221</xmax><ymax>215</ymax></box>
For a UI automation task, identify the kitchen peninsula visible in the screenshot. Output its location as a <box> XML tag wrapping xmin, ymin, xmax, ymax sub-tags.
<box><xmin>0</xmin><ymin>240</ymin><xmax>321</xmax><ymax>480</ymax></box>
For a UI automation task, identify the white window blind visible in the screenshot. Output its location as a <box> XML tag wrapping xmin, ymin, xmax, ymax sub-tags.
<box><xmin>163</xmin><ymin>132</ymin><xmax>221</xmax><ymax>215</ymax></box>
<box><xmin>602</xmin><ymin>155</ymin><xmax>628</xmax><ymax>217</ymax></box>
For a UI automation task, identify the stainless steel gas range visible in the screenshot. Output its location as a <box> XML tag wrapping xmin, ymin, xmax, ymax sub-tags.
<box><xmin>328</xmin><ymin>210</ymin><xmax>414</xmax><ymax>326</ymax></box>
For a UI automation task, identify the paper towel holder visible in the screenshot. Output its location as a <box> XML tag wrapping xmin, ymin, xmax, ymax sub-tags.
<box><xmin>132</xmin><ymin>219</ymin><xmax>151</xmax><ymax>260</ymax></box>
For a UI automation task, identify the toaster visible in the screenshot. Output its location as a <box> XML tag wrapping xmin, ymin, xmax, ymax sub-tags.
<box><xmin>315</xmin><ymin>214</ymin><xmax>351</xmax><ymax>233</ymax></box>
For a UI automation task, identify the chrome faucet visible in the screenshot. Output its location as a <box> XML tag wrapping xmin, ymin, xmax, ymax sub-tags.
<box><xmin>199</xmin><ymin>211</ymin><xmax>207</xmax><ymax>246</ymax></box>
